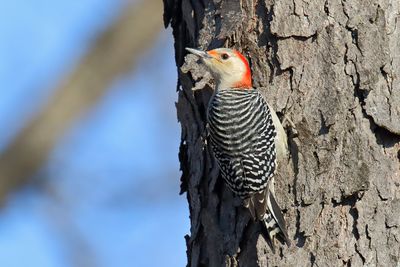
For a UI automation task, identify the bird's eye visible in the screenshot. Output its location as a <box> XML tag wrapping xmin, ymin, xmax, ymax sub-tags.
<box><xmin>221</xmin><ymin>53</ymin><xmax>229</xmax><ymax>60</ymax></box>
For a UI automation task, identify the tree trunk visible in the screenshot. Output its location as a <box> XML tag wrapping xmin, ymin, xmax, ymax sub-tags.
<box><xmin>164</xmin><ymin>0</ymin><xmax>400</xmax><ymax>266</ymax></box>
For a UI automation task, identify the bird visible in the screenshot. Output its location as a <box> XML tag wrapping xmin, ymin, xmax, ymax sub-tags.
<box><xmin>186</xmin><ymin>47</ymin><xmax>291</xmax><ymax>251</ymax></box>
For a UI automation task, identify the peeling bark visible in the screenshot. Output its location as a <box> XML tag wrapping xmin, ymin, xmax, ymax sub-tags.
<box><xmin>164</xmin><ymin>0</ymin><xmax>400</xmax><ymax>266</ymax></box>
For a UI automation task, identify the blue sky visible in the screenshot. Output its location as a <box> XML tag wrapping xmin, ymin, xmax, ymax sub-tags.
<box><xmin>0</xmin><ymin>1</ymin><xmax>188</xmax><ymax>266</ymax></box>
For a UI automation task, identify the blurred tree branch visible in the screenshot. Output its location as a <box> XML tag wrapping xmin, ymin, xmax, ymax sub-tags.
<box><xmin>0</xmin><ymin>0</ymin><xmax>163</xmax><ymax>201</ymax></box>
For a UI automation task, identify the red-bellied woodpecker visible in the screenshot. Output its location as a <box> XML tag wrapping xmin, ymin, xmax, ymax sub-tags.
<box><xmin>186</xmin><ymin>47</ymin><xmax>290</xmax><ymax>250</ymax></box>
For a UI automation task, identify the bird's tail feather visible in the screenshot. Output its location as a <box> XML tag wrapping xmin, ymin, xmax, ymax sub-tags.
<box><xmin>262</xmin><ymin>191</ymin><xmax>291</xmax><ymax>252</ymax></box>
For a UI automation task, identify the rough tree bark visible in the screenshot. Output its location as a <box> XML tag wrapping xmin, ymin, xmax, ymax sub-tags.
<box><xmin>164</xmin><ymin>1</ymin><xmax>400</xmax><ymax>266</ymax></box>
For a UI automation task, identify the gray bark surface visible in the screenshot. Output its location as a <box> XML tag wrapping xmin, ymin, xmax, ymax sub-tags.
<box><xmin>164</xmin><ymin>1</ymin><xmax>400</xmax><ymax>266</ymax></box>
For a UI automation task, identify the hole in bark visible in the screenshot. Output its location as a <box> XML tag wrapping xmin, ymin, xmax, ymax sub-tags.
<box><xmin>318</xmin><ymin>112</ymin><xmax>331</xmax><ymax>135</ymax></box>
<box><xmin>373</xmin><ymin>126</ymin><xmax>400</xmax><ymax>148</ymax></box>
<box><xmin>349</xmin><ymin>206</ymin><xmax>360</xmax><ymax>240</ymax></box>
<box><xmin>350</xmin><ymin>29</ymin><xmax>359</xmax><ymax>46</ymax></box>
<box><xmin>354</xmin><ymin>88</ymin><xmax>368</xmax><ymax>105</ymax></box>
<box><xmin>369</xmin><ymin>18</ymin><xmax>374</xmax><ymax>23</ymax></box>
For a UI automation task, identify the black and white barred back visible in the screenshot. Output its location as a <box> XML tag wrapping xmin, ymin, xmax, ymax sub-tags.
<box><xmin>207</xmin><ymin>88</ymin><xmax>276</xmax><ymax>198</ymax></box>
<box><xmin>207</xmin><ymin>88</ymin><xmax>290</xmax><ymax>249</ymax></box>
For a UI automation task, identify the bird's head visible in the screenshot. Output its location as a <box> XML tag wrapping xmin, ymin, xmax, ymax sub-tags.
<box><xmin>186</xmin><ymin>47</ymin><xmax>252</xmax><ymax>89</ymax></box>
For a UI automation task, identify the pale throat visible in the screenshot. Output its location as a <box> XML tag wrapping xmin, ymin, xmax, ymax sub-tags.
<box><xmin>215</xmin><ymin>72</ymin><xmax>252</xmax><ymax>90</ymax></box>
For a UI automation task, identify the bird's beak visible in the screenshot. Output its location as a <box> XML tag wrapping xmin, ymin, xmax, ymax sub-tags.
<box><xmin>185</xmin><ymin>48</ymin><xmax>213</xmax><ymax>59</ymax></box>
